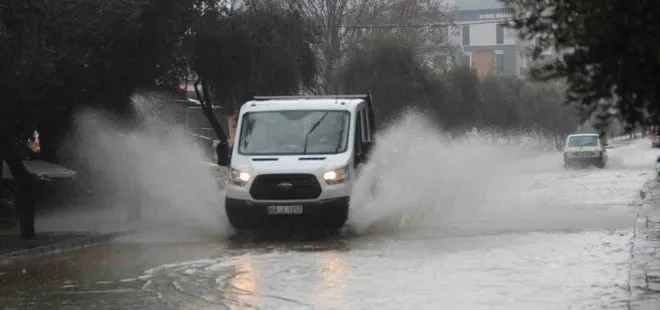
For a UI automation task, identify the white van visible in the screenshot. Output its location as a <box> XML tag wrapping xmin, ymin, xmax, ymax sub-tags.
<box><xmin>223</xmin><ymin>93</ymin><xmax>376</xmax><ymax>230</ymax></box>
<box><xmin>563</xmin><ymin>133</ymin><xmax>608</xmax><ymax>168</ymax></box>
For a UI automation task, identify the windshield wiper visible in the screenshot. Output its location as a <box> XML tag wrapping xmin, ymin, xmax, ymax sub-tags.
<box><xmin>303</xmin><ymin>112</ymin><xmax>329</xmax><ymax>154</ymax></box>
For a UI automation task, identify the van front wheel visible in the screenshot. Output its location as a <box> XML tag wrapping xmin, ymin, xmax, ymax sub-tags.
<box><xmin>321</xmin><ymin>208</ymin><xmax>349</xmax><ymax>230</ymax></box>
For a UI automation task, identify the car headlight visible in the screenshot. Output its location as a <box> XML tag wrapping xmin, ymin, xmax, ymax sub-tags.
<box><xmin>323</xmin><ymin>166</ymin><xmax>348</xmax><ymax>185</ymax></box>
<box><xmin>230</xmin><ymin>168</ymin><xmax>251</xmax><ymax>186</ymax></box>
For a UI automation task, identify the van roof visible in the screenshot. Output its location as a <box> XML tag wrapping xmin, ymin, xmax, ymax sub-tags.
<box><xmin>567</xmin><ymin>133</ymin><xmax>600</xmax><ymax>138</ymax></box>
<box><xmin>241</xmin><ymin>98</ymin><xmax>364</xmax><ymax>113</ymax></box>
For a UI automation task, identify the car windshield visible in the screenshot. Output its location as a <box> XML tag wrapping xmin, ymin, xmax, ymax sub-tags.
<box><xmin>568</xmin><ymin>135</ymin><xmax>600</xmax><ymax>147</ymax></box>
<box><xmin>238</xmin><ymin>110</ymin><xmax>350</xmax><ymax>155</ymax></box>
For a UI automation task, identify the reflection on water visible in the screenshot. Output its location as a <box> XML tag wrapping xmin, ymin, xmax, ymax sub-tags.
<box><xmin>221</xmin><ymin>260</ymin><xmax>258</xmax><ymax>309</ymax></box>
<box><xmin>135</xmin><ymin>246</ymin><xmax>356</xmax><ymax>309</ymax></box>
<box><xmin>314</xmin><ymin>252</ymin><xmax>349</xmax><ymax>309</ymax></box>
<box><xmin>134</xmin><ymin>230</ymin><xmax>631</xmax><ymax>309</ymax></box>
<box><xmin>226</xmin><ymin>228</ymin><xmax>347</xmax><ymax>245</ymax></box>
<box><xmin>223</xmin><ymin>232</ymin><xmax>354</xmax><ymax>255</ymax></box>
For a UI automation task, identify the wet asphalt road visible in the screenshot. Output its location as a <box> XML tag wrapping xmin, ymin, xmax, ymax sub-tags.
<box><xmin>1</xmin><ymin>140</ymin><xmax>659</xmax><ymax>309</ymax></box>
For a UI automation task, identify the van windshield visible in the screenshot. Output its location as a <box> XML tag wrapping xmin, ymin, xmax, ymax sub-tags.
<box><xmin>238</xmin><ymin>110</ymin><xmax>350</xmax><ymax>155</ymax></box>
<box><xmin>568</xmin><ymin>135</ymin><xmax>600</xmax><ymax>147</ymax></box>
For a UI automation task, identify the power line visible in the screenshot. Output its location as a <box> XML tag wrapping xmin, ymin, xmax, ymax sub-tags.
<box><xmin>341</xmin><ymin>19</ymin><xmax>513</xmax><ymax>29</ymax></box>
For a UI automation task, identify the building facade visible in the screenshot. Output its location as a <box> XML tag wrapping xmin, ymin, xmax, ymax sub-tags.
<box><xmin>450</xmin><ymin>0</ymin><xmax>553</xmax><ymax>77</ymax></box>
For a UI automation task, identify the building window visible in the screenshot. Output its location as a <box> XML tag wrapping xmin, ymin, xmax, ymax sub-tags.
<box><xmin>462</xmin><ymin>25</ymin><xmax>470</xmax><ymax>46</ymax></box>
<box><xmin>460</xmin><ymin>52</ymin><xmax>471</xmax><ymax>68</ymax></box>
<box><xmin>496</xmin><ymin>24</ymin><xmax>504</xmax><ymax>45</ymax></box>
<box><xmin>493</xmin><ymin>50</ymin><xmax>504</xmax><ymax>73</ymax></box>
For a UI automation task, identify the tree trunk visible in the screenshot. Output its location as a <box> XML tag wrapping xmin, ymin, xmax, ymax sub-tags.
<box><xmin>194</xmin><ymin>76</ymin><xmax>230</xmax><ymax>166</ymax></box>
<box><xmin>0</xmin><ymin>136</ymin><xmax>35</xmax><ymax>239</ymax></box>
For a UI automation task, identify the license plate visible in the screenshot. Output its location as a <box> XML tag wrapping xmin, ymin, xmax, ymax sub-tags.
<box><xmin>267</xmin><ymin>205</ymin><xmax>304</xmax><ymax>215</ymax></box>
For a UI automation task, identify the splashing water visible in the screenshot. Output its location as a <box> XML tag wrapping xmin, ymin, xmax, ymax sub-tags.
<box><xmin>45</xmin><ymin>92</ymin><xmax>231</xmax><ymax>240</ymax></box>
<box><xmin>346</xmin><ymin>110</ymin><xmax>565</xmax><ymax>236</ymax></box>
<box><xmin>41</xmin><ymin>101</ymin><xmax>643</xmax><ymax>242</ymax></box>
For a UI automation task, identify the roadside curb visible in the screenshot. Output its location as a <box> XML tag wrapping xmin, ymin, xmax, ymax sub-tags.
<box><xmin>0</xmin><ymin>229</ymin><xmax>136</xmax><ymax>265</ymax></box>
<box><xmin>629</xmin><ymin>178</ymin><xmax>660</xmax><ymax>309</ymax></box>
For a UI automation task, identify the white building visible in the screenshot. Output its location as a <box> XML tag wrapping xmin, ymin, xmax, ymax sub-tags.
<box><xmin>449</xmin><ymin>0</ymin><xmax>555</xmax><ymax>76</ymax></box>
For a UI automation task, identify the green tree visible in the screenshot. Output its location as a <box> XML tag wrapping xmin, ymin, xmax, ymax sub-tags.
<box><xmin>188</xmin><ymin>0</ymin><xmax>319</xmax><ymax>164</ymax></box>
<box><xmin>476</xmin><ymin>74</ymin><xmax>577</xmax><ymax>140</ymax></box>
<box><xmin>341</xmin><ymin>35</ymin><xmax>440</xmax><ymax>126</ymax></box>
<box><xmin>479</xmin><ymin>74</ymin><xmax>521</xmax><ymax>129</ymax></box>
<box><xmin>439</xmin><ymin>66</ymin><xmax>482</xmax><ymax>131</ymax></box>
<box><xmin>189</xmin><ymin>0</ymin><xmax>317</xmax><ymax>109</ymax></box>
<box><xmin>0</xmin><ymin>0</ymin><xmax>194</xmax><ymax>161</ymax></box>
<box><xmin>501</xmin><ymin>0</ymin><xmax>660</xmax><ymax>128</ymax></box>
<box><xmin>0</xmin><ymin>0</ymin><xmax>194</xmax><ymax>238</ymax></box>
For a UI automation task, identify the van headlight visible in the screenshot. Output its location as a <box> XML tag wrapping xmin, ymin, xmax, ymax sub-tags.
<box><xmin>230</xmin><ymin>168</ymin><xmax>251</xmax><ymax>186</ymax></box>
<box><xmin>323</xmin><ymin>166</ymin><xmax>348</xmax><ymax>185</ymax></box>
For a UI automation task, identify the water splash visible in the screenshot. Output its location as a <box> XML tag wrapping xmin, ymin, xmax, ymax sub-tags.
<box><xmin>41</xmin><ymin>92</ymin><xmax>230</xmax><ymax>241</ymax></box>
<box><xmin>346</xmin><ymin>110</ymin><xmax>565</xmax><ymax>236</ymax></box>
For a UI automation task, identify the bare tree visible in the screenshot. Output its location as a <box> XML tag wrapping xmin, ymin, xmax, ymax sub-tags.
<box><xmin>286</xmin><ymin>0</ymin><xmax>364</xmax><ymax>93</ymax></box>
<box><xmin>288</xmin><ymin>0</ymin><xmax>455</xmax><ymax>93</ymax></box>
<box><xmin>376</xmin><ymin>0</ymin><xmax>456</xmax><ymax>73</ymax></box>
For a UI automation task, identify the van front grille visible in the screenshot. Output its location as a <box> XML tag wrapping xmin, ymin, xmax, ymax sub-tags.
<box><xmin>249</xmin><ymin>174</ymin><xmax>322</xmax><ymax>200</ymax></box>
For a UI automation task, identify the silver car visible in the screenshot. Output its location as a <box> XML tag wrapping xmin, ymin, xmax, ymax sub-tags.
<box><xmin>563</xmin><ymin>133</ymin><xmax>608</xmax><ymax>169</ymax></box>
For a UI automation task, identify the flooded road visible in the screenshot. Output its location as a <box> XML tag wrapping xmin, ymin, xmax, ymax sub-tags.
<box><xmin>140</xmin><ymin>231</ymin><xmax>632</xmax><ymax>310</ymax></box>
<box><xmin>0</xmin><ymin>230</ymin><xmax>635</xmax><ymax>309</ymax></box>
<box><xmin>1</xmin><ymin>133</ymin><xmax>659</xmax><ymax>309</ymax></box>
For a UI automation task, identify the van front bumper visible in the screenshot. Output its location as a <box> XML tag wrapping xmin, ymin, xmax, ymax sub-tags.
<box><xmin>224</xmin><ymin>197</ymin><xmax>349</xmax><ymax>229</ymax></box>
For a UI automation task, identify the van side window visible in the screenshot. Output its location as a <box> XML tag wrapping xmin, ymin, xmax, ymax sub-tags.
<box><xmin>361</xmin><ymin>105</ymin><xmax>370</xmax><ymax>141</ymax></box>
<box><xmin>360</xmin><ymin>106</ymin><xmax>368</xmax><ymax>141</ymax></box>
<box><xmin>355</xmin><ymin>110</ymin><xmax>363</xmax><ymax>156</ymax></box>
